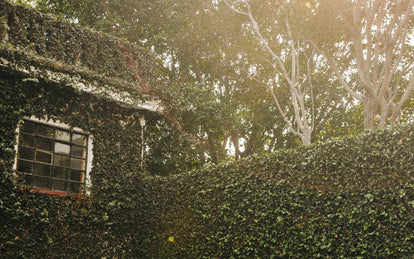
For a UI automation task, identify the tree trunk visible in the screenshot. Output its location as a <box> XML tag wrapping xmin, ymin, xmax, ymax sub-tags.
<box><xmin>300</xmin><ymin>128</ymin><xmax>312</xmax><ymax>145</ymax></box>
<box><xmin>364</xmin><ymin>96</ymin><xmax>376</xmax><ymax>130</ymax></box>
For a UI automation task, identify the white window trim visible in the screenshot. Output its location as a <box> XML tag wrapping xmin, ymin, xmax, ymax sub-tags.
<box><xmin>13</xmin><ymin>116</ymin><xmax>93</xmax><ymax>195</ymax></box>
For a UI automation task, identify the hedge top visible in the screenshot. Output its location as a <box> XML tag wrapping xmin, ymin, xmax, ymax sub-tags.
<box><xmin>232</xmin><ymin>124</ymin><xmax>414</xmax><ymax>191</ymax></box>
<box><xmin>0</xmin><ymin>0</ymin><xmax>163</xmax><ymax>113</ymax></box>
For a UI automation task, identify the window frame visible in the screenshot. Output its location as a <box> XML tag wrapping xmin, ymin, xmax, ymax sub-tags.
<box><xmin>13</xmin><ymin>116</ymin><xmax>93</xmax><ymax>196</ymax></box>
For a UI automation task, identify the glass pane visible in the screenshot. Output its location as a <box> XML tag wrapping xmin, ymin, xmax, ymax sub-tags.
<box><xmin>33</xmin><ymin>176</ymin><xmax>49</xmax><ymax>189</ymax></box>
<box><xmin>34</xmin><ymin>163</ymin><xmax>51</xmax><ymax>177</ymax></box>
<box><xmin>35</xmin><ymin>151</ymin><xmax>52</xmax><ymax>164</ymax></box>
<box><xmin>52</xmin><ymin>167</ymin><xmax>68</xmax><ymax>180</ymax></box>
<box><xmin>71</xmin><ymin>146</ymin><xmax>86</xmax><ymax>158</ymax></box>
<box><xmin>19</xmin><ymin>133</ymin><xmax>34</xmax><ymax>147</ymax></box>
<box><xmin>54</xmin><ymin>155</ymin><xmax>70</xmax><ymax>167</ymax></box>
<box><xmin>21</xmin><ymin>121</ymin><xmax>35</xmax><ymax>134</ymax></box>
<box><xmin>37</xmin><ymin>125</ymin><xmax>54</xmax><ymax>138</ymax></box>
<box><xmin>18</xmin><ymin>147</ymin><xmax>34</xmax><ymax>160</ymax></box>
<box><xmin>70</xmin><ymin>158</ymin><xmax>85</xmax><ymax>170</ymax></box>
<box><xmin>51</xmin><ymin>180</ymin><xmax>66</xmax><ymax>192</ymax></box>
<box><xmin>73</xmin><ymin>134</ymin><xmax>87</xmax><ymax>146</ymax></box>
<box><xmin>55</xmin><ymin>142</ymin><xmax>70</xmax><ymax>155</ymax></box>
<box><xmin>55</xmin><ymin>129</ymin><xmax>70</xmax><ymax>142</ymax></box>
<box><xmin>70</xmin><ymin>170</ymin><xmax>84</xmax><ymax>182</ymax></box>
<box><xmin>17</xmin><ymin>159</ymin><xmax>33</xmax><ymax>174</ymax></box>
<box><xmin>36</xmin><ymin>138</ymin><xmax>53</xmax><ymax>151</ymax></box>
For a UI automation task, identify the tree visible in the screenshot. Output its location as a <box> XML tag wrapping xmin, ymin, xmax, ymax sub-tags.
<box><xmin>312</xmin><ymin>0</ymin><xmax>414</xmax><ymax>130</ymax></box>
<box><xmin>30</xmin><ymin>0</ymin><xmax>278</xmax><ymax>161</ymax></box>
<box><xmin>222</xmin><ymin>0</ymin><xmax>347</xmax><ymax>145</ymax></box>
<box><xmin>26</xmin><ymin>0</ymin><xmax>370</xmax><ymax>163</ymax></box>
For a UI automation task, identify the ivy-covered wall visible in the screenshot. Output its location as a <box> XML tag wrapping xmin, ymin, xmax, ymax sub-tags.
<box><xmin>0</xmin><ymin>0</ymin><xmax>163</xmax><ymax>104</ymax></box>
<box><xmin>0</xmin><ymin>1</ymin><xmax>196</xmax><ymax>257</ymax></box>
<box><xmin>0</xmin><ymin>69</ymin><xmax>155</xmax><ymax>193</ymax></box>
<box><xmin>0</xmin><ymin>66</ymin><xmax>176</xmax><ymax>256</ymax></box>
<box><xmin>0</xmin><ymin>0</ymin><xmax>205</xmax><ymax>176</ymax></box>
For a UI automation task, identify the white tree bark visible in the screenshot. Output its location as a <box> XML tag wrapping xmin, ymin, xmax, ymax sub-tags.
<box><xmin>224</xmin><ymin>0</ymin><xmax>315</xmax><ymax>145</ymax></box>
<box><xmin>316</xmin><ymin>0</ymin><xmax>414</xmax><ymax>130</ymax></box>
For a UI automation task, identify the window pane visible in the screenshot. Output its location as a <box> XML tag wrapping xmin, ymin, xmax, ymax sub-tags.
<box><xmin>17</xmin><ymin>119</ymin><xmax>90</xmax><ymax>194</ymax></box>
<box><xmin>37</xmin><ymin>125</ymin><xmax>54</xmax><ymax>138</ymax></box>
<box><xmin>55</xmin><ymin>142</ymin><xmax>70</xmax><ymax>155</ymax></box>
<box><xmin>55</xmin><ymin>129</ymin><xmax>70</xmax><ymax>142</ymax></box>
<box><xmin>35</xmin><ymin>151</ymin><xmax>52</xmax><ymax>164</ymax></box>
<box><xmin>34</xmin><ymin>163</ymin><xmax>51</xmax><ymax>177</ymax></box>
<box><xmin>17</xmin><ymin>159</ymin><xmax>33</xmax><ymax>174</ymax></box>
<box><xmin>19</xmin><ymin>133</ymin><xmax>34</xmax><ymax>147</ymax></box>
<box><xmin>70</xmin><ymin>158</ymin><xmax>85</xmax><ymax>170</ymax></box>
<box><xmin>21</xmin><ymin>121</ymin><xmax>35</xmax><ymax>134</ymax></box>
<box><xmin>73</xmin><ymin>134</ymin><xmax>87</xmax><ymax>146</ymax></box>
<box><xmin>52</xmin><ymin>167</ymin><xmax>69</xmax><ymax>180</ymax></box>
<box><xmin>54</xmin><ymin>155</ymin><xmax>70</xmax><ymax>167</ymax></box>
<box><xmin>71</xmin><ymin>146</ymin><xmax>86</xmax><ymax>158</ymax></box>
<box><xmin>70</xmin><ymin>170</ymin><xmax>84</xmax><ymax>182</ymax></box>
<box><xmin>18</xmin><ymin>147</ymin><xmax>34</xmax><ymax>160</ymax></box>
<box><xmin>51</xmin><ymin>180</ymin><xmax>66</xmax><ymax>192</ymax></box>
<box><xmin>33</xmin><ymin>176</ymin><xmax>49</xmax><ymax>189</ymax></box>
<box><xmin>36</xmin><ymin>138</ymin><xmax>53</xmax><ymax>151</ymax></box>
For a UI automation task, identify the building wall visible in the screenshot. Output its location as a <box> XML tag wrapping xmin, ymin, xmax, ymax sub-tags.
<box><xmin>0</xmin><ymin>70</ymin><xmax>150</xmax><ymax>197</ymax></box>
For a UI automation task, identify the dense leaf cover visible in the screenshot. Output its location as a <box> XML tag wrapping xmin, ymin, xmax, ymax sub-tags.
<box><xmin>1</xmin><ymin>72</ymin><xmax>413</xmax><ymax>256</ymax></box>
<box><xmin>0</xmin><ymin>68</ymin><xmax>201</xmax><ymax>256</ymax></box>
<box><xmin>0</xmin><ymin>1</ymin><xmax>413</xmax><ymax>257</ymax></box>
<box><xmin>0</xmin><ymin>0</ymin><xmax>163</xmax><ymax>103</ymax></box>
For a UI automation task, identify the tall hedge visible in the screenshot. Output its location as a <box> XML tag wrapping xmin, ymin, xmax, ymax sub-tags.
<box><xmin>148</xmin><ymin>165</ymin><xmax>413</xmax><ymax>257</ymax></box>
<box><xmin>130</xmin><ymin>125</ymin><xmax>414</xmax><ymax>257</ymax></box>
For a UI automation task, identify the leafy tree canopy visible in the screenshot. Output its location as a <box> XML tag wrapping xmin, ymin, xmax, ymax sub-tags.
<box><xmin>14</xmin><ymin>0</ymin><xmax>414</xmax><ymax>166</ymax></box>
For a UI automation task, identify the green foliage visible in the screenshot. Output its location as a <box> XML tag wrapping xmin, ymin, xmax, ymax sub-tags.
<box><xmin>0</xmin><ymin>67</ymin><xmax>200</xmax><ymax>181</ymax></box>
<box><xmin>144</xmin><ymin>125</ymin><xmax>414</xmax><ymax>257</ymax></box>
<box><xmin>2</xmin><ymin>82</ymin><xmax>414</xmax><ymax>257</ymax></box>
<box><xmin>1</xmin><ymin>68</ymin><xmax>413</xmax><ymax>257</ymax></box>
<box><xmin>1</xmin><ymin>1</ymin><xmax>413</xmax><ymax>258</ymax></box>
<box><xmin>1</xmin><ymin>0</ymin><xmax>166</xmax><ymax>109</ymax></box>
<box><xmin>0</xmin><ymin>0</ymin><xmax>203</xmax><ymax>175</ymax></box>
<box><xmin>28</xmin><ymin>0</ymin><xmax>340</xmax><ymax>157</ymax></box>
<box><xmin>0</xmin><ymin>66</ymin><xmax>204</xmax><ymax>256</ymax></box>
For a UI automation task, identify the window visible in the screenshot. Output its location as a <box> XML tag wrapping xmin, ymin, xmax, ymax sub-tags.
<box><xmin>14</xmin><ymin>117</ymin><xmax>92</xmax><ymax>195</ymax></box>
